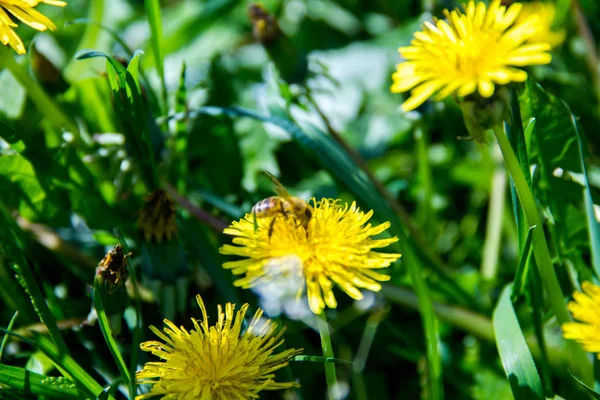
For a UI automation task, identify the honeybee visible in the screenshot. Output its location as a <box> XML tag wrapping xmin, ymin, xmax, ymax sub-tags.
<box><xmin>252</xmin><ymin>171</ymin><xmax>313</xmax><ymax>239</ymax></box>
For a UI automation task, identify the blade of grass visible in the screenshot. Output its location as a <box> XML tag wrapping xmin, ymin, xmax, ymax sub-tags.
<box><xmin>145</xmin><ymin>0</ymin><xmax>168</xmax><ymax>112</ymax></box>
<box><xmin>92</xmin><ymin>289</ymin><xmax>131</xmax><ymax>387</ymax></box>
<box><xmin>493</xmin><ymin>285</ymin><xmax>544</xmax><ymax>400</ymax></box>
<box><xmin>512</xmin><ymin>226</ymin><xmax>536</xmax><ymax>301</ymax></box>
<box><xmin>317</xmin><ymin>312</ymin><xmax>338</xmax><ymax>398</ymax></box>
<box><xmin>571</xmin><ymin>115</ymin><xmax>600</xmax><ymax>278</ymax></box>
<box><xmin>0</xmin><ymin>203</ymin><xmax>69</xmax><ymax>356</ymax></box>
<box><xmin>0</xmin><ymin>312</ymin><xmax>18</xmax><ymax>361</ymax></box>
<box><xmin>0</xmin><ymin>364</ymin><xmax>81</xmax><ymax>399</ymax></box>
<box><xmin>492</xmin><ymin>124</ymin><xmax>592</xmax><ymax>383</ymax></box>
<box><xmin>0</xmin><ymin>329</ymin><xmax>112</xmax><ymax>399</ymax></box>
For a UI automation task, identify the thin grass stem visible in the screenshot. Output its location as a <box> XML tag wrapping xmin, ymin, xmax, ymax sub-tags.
<box><xmin>317</xmin><ymin>311</ymin><xmax>338</xmax><ymax>399</ymax></box>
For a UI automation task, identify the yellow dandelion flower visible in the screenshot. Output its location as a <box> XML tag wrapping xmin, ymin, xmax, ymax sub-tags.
<box><xmin>391</xmin><ymin>0</ymin><xmax>552</xmax><ymax>111</ymax></box>
<box><xmin>0</xmin><ymin>0</ymin><xmax>66</xmax><ymax>55</ymax></box>
<box><xmin>517</xmin><ymin>1</ymin><xmax>566</xmax><ymax>48</ymax></box>
<box><xmin>562</xmin><ymin>282</ymin><xmax>600</xmax><ymax>358</ymax></box>
<box><xmin>136</xmin><ymin>294</ymin><xmax>302</xmax><ymax>400</ymax></box>
<box><xmin>138</xmin><ymin>189</ymin><xmax>178</xmax><ymax>243</ymax></box>
<box><xmin>220</xmin><ymin>198</ymin><xmax>401</xmax><ymax>315</ymax></box>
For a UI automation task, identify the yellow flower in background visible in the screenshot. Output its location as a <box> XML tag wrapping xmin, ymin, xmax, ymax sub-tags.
<box><xmin>220</xmin><ymin>198</ymin><xmax>401</xmax><ymax>314</ymax></box>
<box><xmin>391</xmin><ymin>0</ymin><xmax>552</xmax><ymax>111</ymax></box>
<box><xmin>0</xmin><ymin>0</ymin><xmax>66</xmax><ymax>55</ymax></box>
<box><xmin>517</xmin><ymin>1</ymin><xmax>566</xmax><ymax>48</ymax></box>
<box><xmin>562</xmin><ymin>282</ymin><xmax>600</xmax><ymax>358</ymax></box>
<box><xmin>136</xmin><ymin>295</ymin><xmax>302</xmax><ymax>400</ymax></box>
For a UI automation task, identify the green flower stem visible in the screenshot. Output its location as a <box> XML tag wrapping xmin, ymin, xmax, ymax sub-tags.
<box><xmin>492</xmin><ymin>126</ymin><xmax>592</xmax><ymax>381</ymax></box>
<box><xmin>317</xmin><ymin>311</ymin><xmax>338</xmax><ymax>398</ymax></box>
<box><xmin>481</xmin><ymin>147</ymin><xmax>506</xmax><ymax>282</ymax></box>
<box><xmin>415</xmin><ymin>127</ymin><xmax>434</xmax><ymax>237</ymax></box>
<box><xmin>493</xmin><ymin>126</ymin><xmax>567</xmax><ymax>322</ymax></box>
<box><xmin>0</xmin><ymin>47</ymin><xmax>79</xmax><ymax>137</ymax></box>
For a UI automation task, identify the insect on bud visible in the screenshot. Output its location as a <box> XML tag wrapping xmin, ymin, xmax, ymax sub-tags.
<box><xmin>94</xmin><ymin>244</ymin><xmax>129</xmax><ymax>295</ymax></box>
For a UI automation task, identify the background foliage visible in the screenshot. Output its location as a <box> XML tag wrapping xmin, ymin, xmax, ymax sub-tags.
<box><xmin>2</xmin><ymin>0</ymin><xmax>600</xmax><ymax>399</ymax></box>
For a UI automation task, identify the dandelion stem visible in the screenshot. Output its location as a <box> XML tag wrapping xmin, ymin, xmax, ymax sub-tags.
<box><xmin>317</xmin><ymin>311</ymin><xmax>338</xmax><ymax>398</ymax></box>
<box><xmin>492</xmin><ymin>125</ymin><xmax>593</xmax><ymax>382</ymax></box>
<box><xmin>415</xmin><ymin>126</ymin><xmax>435</xmax><ymax>238</ymax></box>
<box><xmin>481</xmin><ymin>145</ymin><xmax>506</xmax><ymax>282</ymax></box>
<box><xmin>0</xmin><ymin>47</ymin><xmax>79</xmax><ymax>138</ymax></box>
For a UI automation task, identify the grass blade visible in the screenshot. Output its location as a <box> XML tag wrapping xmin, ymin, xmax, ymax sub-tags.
<box><xmin>493</xmin><ymin>285</ymin><xmax>544</xmax><ymax>400</ymax></box>
<box><xmin>0</xmin><ymin>364</ymin><xmax>81</xmax><ymax>399</ymax></box>
<box><xmin>92</xmin><ymin>289</ymin><xmax>131</xmax><ymax>386</ymax></box>
<box><xmin>144</xmin><ymin>0</ymin><xmax>168</xmax><ymax>111</ymax></box>
<box><xmin>571</xmin><ymin>115</ymin><xmax>600</xmax><ymax>278</ymax></box>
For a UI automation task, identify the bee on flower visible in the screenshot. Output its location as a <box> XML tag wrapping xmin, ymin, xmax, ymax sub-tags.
<box><xmin>220</xmin><ymin>178</ymin><xmax>401</xmax><ymax>314</ymax></box>
<box><xmin>391</xmin><ymin>0</ymin><xmax>553</xmax><ymax>114</ymax></box>
<box><xmin>1</xmin><ymin>0</ymin><xmax>66</xmax><ymax>55</ymax></box>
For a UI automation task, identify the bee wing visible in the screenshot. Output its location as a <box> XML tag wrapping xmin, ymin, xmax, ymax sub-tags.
<box><xmin>263</xmin><ymin>170</ymin><xmax>291</xmax><ymax>198</ymax></box>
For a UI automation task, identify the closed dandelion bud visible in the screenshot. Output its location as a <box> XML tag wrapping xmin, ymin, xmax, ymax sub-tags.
<box><xmin>138</xmin><ymin>189</ymin><xmax>177</xmax><ymax>243</ymax></box>
<box><xmin>138</xmin><ymin>189</ymin><xmax>188</xmax><ymax>282</ymax></box>
<box><xmin>93</xmin><ymin>244</ymin><xmax>129</xmax><ymax>319</ymax></box>
<box><xmin>248</xmin><ymin>3</ymin><xmax>308</xmax><ymax>83</ymax></box>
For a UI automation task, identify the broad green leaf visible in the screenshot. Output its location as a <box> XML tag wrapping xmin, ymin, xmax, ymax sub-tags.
<box><xmin>0</xmin><ymin>69</ymin><xmax>25</xmax><ymax>119</ymax></box>
<box><xmin>493</xmin><ymin>285</ymin><xmax>544</xmax><ymax>400</ymax></box>
<box><xmin>518</xmin><ymin>78</ymin><xmax>580</xmax><ymax>174</ymax></box>
<box><xmin>0</xmin><ymin>364</ymin><xmax>81</xmax><ymax>399</ymax></box>
<box><xmin>0</xmin><ymin>154</ymin><xmax>46</xmax><ymax>219</ymax></box>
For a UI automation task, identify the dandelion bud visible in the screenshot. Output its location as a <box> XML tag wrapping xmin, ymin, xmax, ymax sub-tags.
<box><xmin>138</xmin><ymin>189</ymin><xmax>177</xmax><ymax>243</ymax></box>
<box><xmin>247</xmin><ymin>3</ymin><xmax>308</xmax><ymax>83</ymax></box>
<box><xmin>94</xmin><ymin>244</ymin><xmax>128</xmax><ymax>295</ymax></box>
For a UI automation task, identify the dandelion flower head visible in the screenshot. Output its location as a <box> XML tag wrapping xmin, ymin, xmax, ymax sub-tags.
<box><xmin>391</xmin><ymin>0</ymin><xmax>552</xmax><ymax>111</ymax></box>
<box><xmin>516</xmin><ymin>1</ymin><xmax>565</xmax><ymax>48</ymax></box>
<box><xmin>136</xmin><ymin>295</ymin><xmax>302</xmax><ymax>400</ymax></box>
<box><xmin>562</xmin><ymin>282</ymin><xmax>600</xmax><ymax>358</ymax></box>
<box><xmin>220</xmin><ymin>198</ymin><xmax>401</xmax><ymax>314</ymax></box>
<box><xmin>1</xmin><ymin>0</ymin><xmax>66</xmax><ymax>55</ymax></box>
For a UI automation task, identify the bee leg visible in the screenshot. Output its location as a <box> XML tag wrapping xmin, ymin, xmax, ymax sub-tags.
<box><xmin>268</xmin><ymin>215</ymin><xmax>278</xmax><ymax>242</ymax></box>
